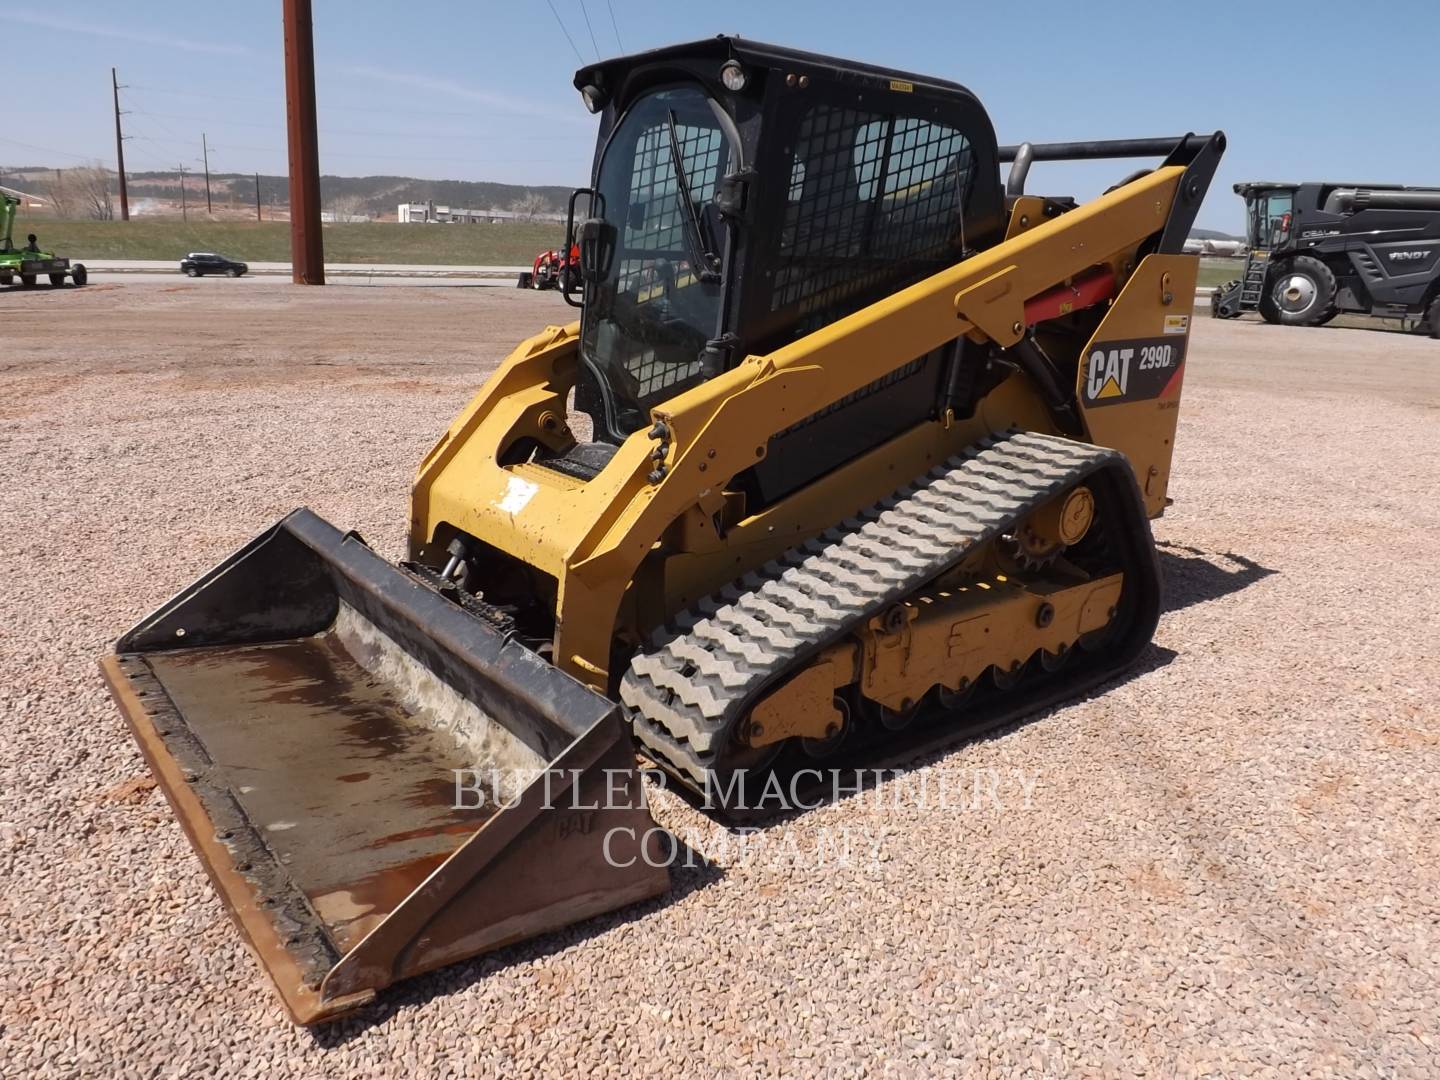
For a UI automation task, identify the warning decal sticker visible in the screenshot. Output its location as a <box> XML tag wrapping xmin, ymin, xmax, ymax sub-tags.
<box><xmin>1082</xmin><ymin>337</ymin><xmax>1187</xmax><ymax>409</ymax></box>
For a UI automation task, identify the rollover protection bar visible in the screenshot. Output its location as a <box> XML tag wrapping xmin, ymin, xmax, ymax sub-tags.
<box><xmin>999</xmin><ymin>133</ymin><xmax>1222</xmax><ymax>199</ymax></box>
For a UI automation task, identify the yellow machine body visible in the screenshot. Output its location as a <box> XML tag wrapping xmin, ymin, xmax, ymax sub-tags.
<box><xmin>411</xmin><ymin>168</ymin><xmax>1198</xmax><ymax>691</ymax></box>
<box><xmin>100</xmin><ymin>35</ymin><xmax>1222</xmax><ymax>1024</ymax></box>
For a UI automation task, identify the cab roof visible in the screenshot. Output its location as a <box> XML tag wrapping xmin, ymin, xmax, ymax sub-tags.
<box><xmin>574</xmin><ymin>35</ymin><xmax>983</xmax><ymax>105</ymax></box>
<box><xmin>1235</xmin><ymin>180</ymin><xmax>1437</xmax><ymax>196</ymax></box>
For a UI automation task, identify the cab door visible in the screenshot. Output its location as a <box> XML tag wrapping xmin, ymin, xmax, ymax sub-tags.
<box><xmin>1259</xmin><ymin>191</ymin><xmax>1294</xmax><ymax>250</ymax></box>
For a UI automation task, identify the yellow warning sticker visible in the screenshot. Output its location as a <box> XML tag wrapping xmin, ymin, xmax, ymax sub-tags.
<box><xmin>889</xmin><ymin>79</ymin><xmax>914</xmax><ymax>93</ymax></box>
<box><xmin>1163</xmin><ymin>314</ymin><xmax>1190</xmax><ymax>336</ymax></box>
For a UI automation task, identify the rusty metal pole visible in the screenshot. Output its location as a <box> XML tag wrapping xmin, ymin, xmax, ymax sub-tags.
<box><xmin>282</xmin><ymin>0</ymin><xmax>324</xmax><ymax>284</ymax></box>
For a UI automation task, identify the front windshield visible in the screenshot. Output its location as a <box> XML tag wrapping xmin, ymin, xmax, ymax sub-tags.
<box><xmin>581</xmin><ymin>87</ymin><xmax>733</xmax><ymax>437</ymax></box>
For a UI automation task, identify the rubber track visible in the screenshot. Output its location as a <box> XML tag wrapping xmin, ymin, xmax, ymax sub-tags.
<box><xmin>619</xmin><ymin>432</ymin><xmax>1127</xmax><ymax>786</ymax></box>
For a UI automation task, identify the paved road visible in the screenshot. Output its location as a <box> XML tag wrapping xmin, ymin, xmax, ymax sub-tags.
<box><xmin>78</xmin><ymin>259</ymin><xmax>530</xmax><ymax>279</ymax></box>
<box><xmin>74</xmin><ymin>270</ymin><xmax>522</xmax><ymax>289</ymax></box>
<box><xmin>38</xmin><ymin>262</ymin><xmax>1215</xmax><ymax>296</ymax></box>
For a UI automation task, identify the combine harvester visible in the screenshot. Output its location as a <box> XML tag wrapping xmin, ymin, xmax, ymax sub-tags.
<box><xmin>101</xmin><ymin>38</ymin><xmax>1223</xmax><ymax>1022</ymax></box>
<box><xmin>1212</xmin><ymin>180</ymin><xmax>1440</xmax><ymax>335</ymax></box>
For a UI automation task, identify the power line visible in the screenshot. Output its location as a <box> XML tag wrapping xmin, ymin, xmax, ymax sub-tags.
<box><xmin>128</xmin><ymin>107</ymin><xmax>279</xmax><ymax>131</ymax></box>
<box><xmin>5</xmin><ymin>134</ymin><xmax>582</xmax><ymax>179</ymax></box>
<box><xmin>124</xmin><ymin>105</ymin><xmax>194</xmax><ymax>145</ymax></box>
<box><xmin>128</xmin><ymin>83</ymin><xmax>563</xmax><ymax>123</ymax></box>
<box><xmin>127</xmin><ymin>107</ymin><xmax>575</xmax><ymax>143</ymax></box>
<box><xmin>127</xmin><ymin>82</ymin><xmax>277</xmax><ymax>106</ymax></box>
<box><xmin>122</xmin><ymin>133</ymin><xmax>577</xmax><ymax>167</ymax></box>
<box><xmin>544</xmin><ymin>0</ymin><xmax>585</xmax><ymax>65</ymax></box>
<box><xmin>0</xmin><ymin>135</ymin><xmax>93</xmax><ymax>161</ymax></box>
<box><xmin>5</xmin><ymin>65</ymin><xmax>593</xmax><ymax>181</ymax></box>
<box><xmin>578</xmin><ymin>0</ymin><xmax>602</xmax><ymax>60</ymax></box>
<box><xmin>604</xmin><ymin>0</ymin><xmax>624</xmax><ymax>52</ymax></box>
<box><xmin>123</xmin><ymin>141</ymin><xmax>178</xmax><ymax>171</ymax></box>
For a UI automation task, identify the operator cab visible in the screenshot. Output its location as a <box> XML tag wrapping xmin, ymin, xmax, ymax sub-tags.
<box><xmin>563</xmin><ymin>37</ymin><xmax>1004</xmax><ymax>447</ymax></box>
<box><xmin>1235</xmin><ymin>183</ymin><xmax>1298</xmax><ymax>252</ymax></box>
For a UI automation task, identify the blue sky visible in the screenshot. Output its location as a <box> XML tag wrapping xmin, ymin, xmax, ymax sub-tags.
<box><xmin>6</xmin><ymin>0</ymin><xmax>1438</xmax><ymax>231</ymax></box>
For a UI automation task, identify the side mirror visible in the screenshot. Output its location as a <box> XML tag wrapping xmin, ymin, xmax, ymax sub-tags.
<box><xmin>578</xmin><ymin>218</ymin><xmax>616</xmax><ymax>284</ymax></box>
<box><xmin>563</xmin><ymin>187</ymin><xmax>606</xmax><ymax>309</ymax></box>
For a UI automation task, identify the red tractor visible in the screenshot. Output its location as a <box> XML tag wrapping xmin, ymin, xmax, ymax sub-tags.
<box><xmin>516</xmin><ymin>243</ymin><xmax>579</xmax><ymax>291</ymax></box>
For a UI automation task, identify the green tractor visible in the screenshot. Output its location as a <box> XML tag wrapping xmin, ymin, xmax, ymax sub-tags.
<box><xmin>0</xmin><ymin>193</ymin><xmax>87</xmax><ymax>289</ymax></box>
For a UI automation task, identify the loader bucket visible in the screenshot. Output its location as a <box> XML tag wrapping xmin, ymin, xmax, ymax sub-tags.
<box><xmin>99</xmin><ymin>509</ymin><xmax>668</xmax><ymax>1025</ymax></box>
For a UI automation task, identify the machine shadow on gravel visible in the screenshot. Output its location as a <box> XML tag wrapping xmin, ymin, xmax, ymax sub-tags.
<box><xmin>303</xmin><ymin>546</ymin><xmax>1271</xmax><ymax>1040</ymax></box>
<box><xmin>1155</xmin><ymin>543</ymin><xmax>1277</xmax><ymax>613</ymax></box>
<box><xmin>305</xmin><ymin>640</ymin><xmax>1181</xmax><ymax>1044</ymax></box>
<box><xmin>306</xmin><ymin>834</ymin><xmax>723</xmax><ymax>1045</ymax></box>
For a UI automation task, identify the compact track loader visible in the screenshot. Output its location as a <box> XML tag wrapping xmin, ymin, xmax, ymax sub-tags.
<box><xmin>100</xmin><ymin>37</ymin><xmax>1223</xmax><ymax>1023</ymax></box>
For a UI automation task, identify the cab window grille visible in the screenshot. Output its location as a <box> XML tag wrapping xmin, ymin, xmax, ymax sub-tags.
<box><xmin>615</xmin><ymin>120</ymin><xmax>724</xmax><ymax>401</ymax></box>
<box><xmin>620</xmin><ymin>122</ymin><xmax>723</xmax><ymax>292</ymax></box>
<box><xmin>774</xmin><ymin>105</ymin><xmax>974</xmax><ymax>334</ymax></box>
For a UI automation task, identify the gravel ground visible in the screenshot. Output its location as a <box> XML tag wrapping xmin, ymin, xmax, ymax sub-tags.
<box><xmin>2</xmin><ymin>281</ymin><xmax>1438</xmax><ymax>1077</ymax></box>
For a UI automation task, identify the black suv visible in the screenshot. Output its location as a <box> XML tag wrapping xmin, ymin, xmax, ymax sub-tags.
<box><xmin>179</xmin><ymin>252</ymin><xmax>248</xmax><ymax>278</ymax></box>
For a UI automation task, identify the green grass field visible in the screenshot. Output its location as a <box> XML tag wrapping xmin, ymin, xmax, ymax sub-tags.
<box><xmin>15</xmin><ymin>217</ymin><xmax>565</xmax><ymax>265</ymax></box>
<box><xmin>1197</xmin><ymin>257</ymin><xmax>1244</xmax><ymax>288</ymax></box>
<box><xmin>18</xmin><ymin>212</ymin><xmax>1250</xmax><ymax>284</ymax></box>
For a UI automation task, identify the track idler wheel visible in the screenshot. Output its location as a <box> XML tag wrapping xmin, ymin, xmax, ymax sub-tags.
<box><xmin>991</xmin><ymin>657</ymin><xmax>1029</xmax><ymax>691</ymax></box>
<box><xmin>800</xmin><ymin>694</ymin><xmax>854</xmax><ymax>759</ymax></box>
<box><xmin>854</xmin><ymin>687</ymin><xmax>922</xmax><ymax>732</ymax></box>
<box><xmin>1039</xmin><ymin>644</ymin><xmax>1071</xmax><ymax>673</ymax></box>
<box><xmin>935</xmin><ymin>676</ymin><xmax>977</xmax><ymax>712</ymax></box>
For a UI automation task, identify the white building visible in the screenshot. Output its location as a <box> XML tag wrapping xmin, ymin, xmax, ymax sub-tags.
<box><xmin>398</xmin><ymin>201</ymin><xmax>566</xmax><ymax>224</ymax></box>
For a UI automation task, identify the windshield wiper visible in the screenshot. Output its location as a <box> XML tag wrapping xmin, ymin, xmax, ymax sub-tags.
<box><xmin>664</xmin><ymin>110</ymin><xmax>722</xmax><ymax>284</ymax></box>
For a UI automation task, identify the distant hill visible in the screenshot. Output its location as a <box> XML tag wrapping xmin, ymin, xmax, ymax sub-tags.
<box><xmin>6</xmin><ymin>161</ymin><xmax>1255</xmax><ymax>235</ymax></box>
<box><xmin>127</xmin><ymin>172</ymin><xmax>576</xmax><ymax>219</ymax></box>
<box><xmin>2</xmin><ymin>163</ymin><xmax>576</xmax><ymax>220</ymax></box>
<box><xmin>1190</xmin><ymin>227</ymin><xmax>1244</xmax><ymax>242</ymax></box>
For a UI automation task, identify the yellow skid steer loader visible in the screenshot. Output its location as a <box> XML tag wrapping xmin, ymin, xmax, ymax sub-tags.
<box><xmin>101</xmin><ymin>37</ymin><xmax>1223</xmax><ymax>1023</ymax></box>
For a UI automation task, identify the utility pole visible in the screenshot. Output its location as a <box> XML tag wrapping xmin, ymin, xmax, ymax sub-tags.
<box><xmin>177</xmin><ymin>164</ymin><xmax>189</xmax><ymax>221</ymax></box>
<box><xmin>282</xmin><ymin>0</ymin><xmax>324</xmax><ymax>284</ymax></box>
<box><xmin>255</xmin><ymin>172</ymin><xmax>262</xmax><ymax>221</ymax></box>
<box><xmin>111</xmin><ymin>67</ymin><xmax>130</xmax><ymax>221</ymax></box>
<box><xmin>201</xmin><ymin>134</ymin><xmax>213</xmax><ymax>215</ymax></box>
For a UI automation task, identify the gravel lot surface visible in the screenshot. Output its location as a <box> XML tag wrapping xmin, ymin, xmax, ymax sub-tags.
<box><xmin>2</xmin><ymin>280</ymin><xmax>1438</xmax><ymax>1077</ymax></box>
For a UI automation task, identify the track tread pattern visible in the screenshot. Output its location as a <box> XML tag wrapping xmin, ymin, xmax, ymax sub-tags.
<box><xmin>620</xmin><ymin>432</ymin><xmax>1124</xmax><ymax>784</ymax></box>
